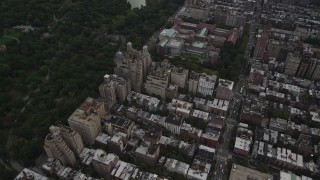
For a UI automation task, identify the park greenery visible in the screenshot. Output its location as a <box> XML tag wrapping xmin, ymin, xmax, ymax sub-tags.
<box><xmin>0</xmin><ymin>0</ymin><xmax>248</xmax><ymax>176</ymax></box>
<box><xmin>0</xmin><ymin>0</ymin><xmax>184</xmax><ymax>169</ymax></box>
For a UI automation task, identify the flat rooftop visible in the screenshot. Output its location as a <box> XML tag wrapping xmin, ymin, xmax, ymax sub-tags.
<box><xmin>192</xmin><ymin>41</ymin><xmax>206</xmax><ymax>48</ymax></box>
<box><xmin>229</xmin><ymin>163</ymin><xmax>273</xmax><ymax>180</ymax></box>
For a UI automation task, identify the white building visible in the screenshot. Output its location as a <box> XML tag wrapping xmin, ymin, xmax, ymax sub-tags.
<box><xmin>127</xmin><ymin>0</ymin><xmax>146</xmax><ymax>9</ymax></box>
<box><xmin>164</xmin><ymin>158</ymin><xmax>190</xmax><ymax>176</ymax></box>
<box><xmin>197</xmin><ymin>74</ymin><xmax>217</xmax><ymax>96</ymax></box>
<box><xmin>14</xmin><ymin>168</ymin><xmax>49</xmax><ymax>180</ymax></box>
<box><xmin>280</xmin><ymin>171</ymin><xmax>312</xmax><ymax>180</ymax></box>
<box><xmin>164</xmin><ymin>114</ymin><xmax>183</xmax><ymax>135</ymax></box>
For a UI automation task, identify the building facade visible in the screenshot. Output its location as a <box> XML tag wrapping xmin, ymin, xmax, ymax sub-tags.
<box><xmin>44</xmin><ymin>126</ymin><xmax>77</xmax><ymax>166</ymax></box>
<box><xmin>171</xmin><ymin>67</ymin><xmax>189</xmax><ymax>88</ymax></box>
<box><xmin>68</xmin><ymin>97</ymin><xmax>104</xmax><ymax>145</ymax></box>
<box><xmin>114</xmin><ymin>42</ymin><xmax>152</xmax><ymax>93</ymax></box>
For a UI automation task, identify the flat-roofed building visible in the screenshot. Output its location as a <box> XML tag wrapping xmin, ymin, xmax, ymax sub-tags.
<box><xmin>197</xmin><ymin>74</ymin><xmax>217</xmax><ymax>96</ymax></box>
<box><xmin>216</xmin><ymin>79</ymin><xmax>234</xmax><ymax>100</ymax></box>
<box><xmin>233</xmin><ymin>124</ymin><xmax>253</xmax><ymax>156</ymax></box>
<box><xmin>164</xmin><ymin>114</ymin><xmax>184</xmax><ymax>135</ymax></box>
<box><xmin>14</xmin><ymin>168</ymin><xmax>49</xmax><ymax>180</ymax></box>
<box><xmin>92</xmin><ymin>149</ymin><xmax>119</xmax><ymax>177</ymax></box>
<box><xmin>135</xmin><ymin>141</ymin><xmax>160</xmax><ymax>165</ymax></box>
<box><xmin>171</xmin><ymin>67</ymin><xmax>189</xmax><ymax>88</ymax></box>
<box><xmin>269</xmin><ymin>118</ymin><xmax>288</xmax><ymax>132</ymax></box>
<box><xmin>103</xmin><ymin>116</ymin><xmax>134</xmax><ymax>137</ymax></box>
<box><xmin>279</xmin><ymin>171</ymin><xmax>312</xmax><ymax>180</ymax></box>
<box><xmin>284</xmin><ymin>52</ymin><xmax>301</xmax><ymax>76</ymax></box>
<box><xmin>200</xmin><ymin>132</ymin><xmax>220</xmax><ymax>148</ymax></box>
<box><xmin>187</xmin><ymin>159</ymin><xmax>211</xmax><ymax>180</ymax></box>
<box><xmin>164</xmin><ymin>158</ymin><xmax>190</xmax><ymax>176</ymax></box>
<box><xmin>167</xmin><ymin>99</ymin><xmax>193</xmax><ymax>117</ymax></box>
<box><xmin>229</xmin><ymin>163</ymin><xmax>273</xmax><ymax>180</ymax></box>
<box><xmin>127</xmin><ymin>91</ymin><xmax>161</xmax><ymax>111</ymax></box>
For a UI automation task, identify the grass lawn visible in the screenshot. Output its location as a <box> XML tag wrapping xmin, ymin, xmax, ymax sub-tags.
<box><xmin>0</xmin><ymin>36</ymin><xmax>13</xmax><ymax>45</ymax></box>
<box><xmin>0</xmin><ymin>28</ymin><xmax>22</xmax><ymax>45</ymax></box>
<box><xmin>6</xmin><ymin>28</ymin><xmax>22</xmax><ymax>38</ymax></box>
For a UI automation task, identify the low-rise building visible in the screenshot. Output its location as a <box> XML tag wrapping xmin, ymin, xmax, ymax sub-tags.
<box><xmin>164</xmin><ymin>114</ymin><xmax>184</xmax><ymax>135</ymax></box>
<box><xmin>194</xmin><ymin>145</ymin><xmax>216</xmax><ymax>164</ymax></box>
<box><xmin>108</xmin><ymin>132</ymin><xmax>127</xmax><ymax>153</ymax></box>
<box><xmin>240</xmin><ymin>98</ymin><xmax>265</xmax><ymax>125</ymax></box>
<box><xmin>200</xmin><ymin>132</ymin><xmax>220</xmax><ymax>148</ymax></box>
<box><xmin>193</xmin><ymin>97</ymin><xmax>229</xmax><ymax>115</ymax></box>
<box><xmin>167</xmin><ymin>99</ymin><xmax>193</xmax><ymax>117</ymax></box>
<box><xmin>92</xmin><ymin>149</ymin><xmax>119</xmax><ymax>177</ymax></box>
<box><xmin>279</xmin><ymin>171</ymin><xmax>312</xmax><ymax>180</ymax></box>
<box><xmin>103</xmin><ymin>116</ymin><xmax>135</xmax><ymax>137</ymax></box>
<box><xmin>233</xmin><ymin>124</ymin><xmax>253</xmax><ymax>156</ymax></box>
<box><xmin>135</xmin><ymin>141</ymin><xmax>160</xmax><ymax>165</ymax></box>
<box><xmin>190</xmin><ymin>109</ymin><xmax>210</xmax><ymax>122</ymax></box>
<box><xmin>127</xmin><ymin>91</ymin><xmax>161</xmax><ymax>111</ymax></box>
<box><xmin>79</xmin><ymin>148</ymin><xmax>96</xmax><ymax>166</ymax></box>
<box><xmin>164</xmin><ymin>157</ymin><xmax>190</xmax><ymax>176</ymax></box>
<box><xmin>248</xmin><ymin>68</ymin><xmax>265</xmax><ymax>85</ymax></box>
<box><xmin>269</xmin><ymin>118</ymin><xmax>288</xmax><ymax>132</ymax></box>
<box><xmin>14</xmin><ymin>168</ymin><xmax>49</xmax><ymax>180</ymax></box>
<box><xmin>181</xmin><ymin>122</ymin><xmax>202</xmax><ymax>142</ymax></box>
<box><xmin>197</xmin><ymin>74</ymin><xmax>217</xmax><ymax>96</ymax></box>
<box><xmin>95</xmin><ymin>132</ymin><xmax>111</xmax><ymax>147</ymax></box>
<box><xmin>229</xmin><ymin>164</ymin><xmax>273</xmax><ymax>180</ymax></box>
<box><xmin>187</xmin><ymin>159</ymin><xmax>211</xmax><ymax>180</ymax></box>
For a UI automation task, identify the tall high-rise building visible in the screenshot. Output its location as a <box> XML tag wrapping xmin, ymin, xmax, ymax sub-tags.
<box><xmin>305</xmin><ymin>58</ymin><xmax>318</xmax><ymax>79</ymax></box>
<box><xmin>254</xmin><ymin>25</ymin><xmax>271</xmax><ymax>60</ymax></box>
<box><xmin>43</xmin><ymin>126</ymin><xmax>77</xmax><ymax>166</ymax></box>
<box><xmin>284</xmin><ymin>52</ymin><xmax>301</xmax><ymax>76</ymax></box>
<box><xmin>99</xmin><ymin>74</ymin><xmax>131</xmax><ymax>109</ymax></box>
<box><xmin>311</xmin><ymin>59</ymin><xmax>320</xmax><ymax>80</ymax></box>
<box><xmin>114</xmin><ymin>42</ymin><xmax>152</xmax><ymax>93</ymax></box>
<box><xmin>171</xmin><ymin>67</ymin><xmax>189</xmax><ymax>88</ymax></box>
<box><xmin>296</xmin><ymin>49</ymin><xmax>313</xmax><ymax>77</ymax></box>
<box><xmin>145</xmin><ymin>60</ymin><xmax>171</xmax><ymax>99</ymax></box>
<box><xmin>188</xmin><ymin>71</ymin><xmax>200</xmax><ymax>95</ymax></box>
<box><xmin>68</xmin><ymin>97</ymin><xmax>104</xmax><ymax>145</ymax></box>
<box><xmin>60</xmin><ymin>126</ymin><xmax>84</xmax><ymax>156</ymax></box>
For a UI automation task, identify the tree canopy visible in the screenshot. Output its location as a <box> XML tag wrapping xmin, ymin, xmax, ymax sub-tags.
<box><xmin>0</xmin><ymin>0</ymin><xmax>184</xmax><ymax>165</ymax></box>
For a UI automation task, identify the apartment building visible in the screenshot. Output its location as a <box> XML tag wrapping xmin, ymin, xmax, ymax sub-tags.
<box><xmin>43</xmin><ymin>126</ymin><xmax>77</xmax><ymax>166</ymax></box>
<box><xmin>114</xmin><ymin>42</ymin><xmax>152</xmax><ymax>93</ymax></box>
<box><xmin>68</xmin><ymin>97</ymin><xmax>104</xmax><ymax>145</ymax></box>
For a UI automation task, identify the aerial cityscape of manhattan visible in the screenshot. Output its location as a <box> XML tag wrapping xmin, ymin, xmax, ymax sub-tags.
<box><xmin>1</xmin><ymin>0</ymin><xmax>320</xmax><ymax>179</ymax></box>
